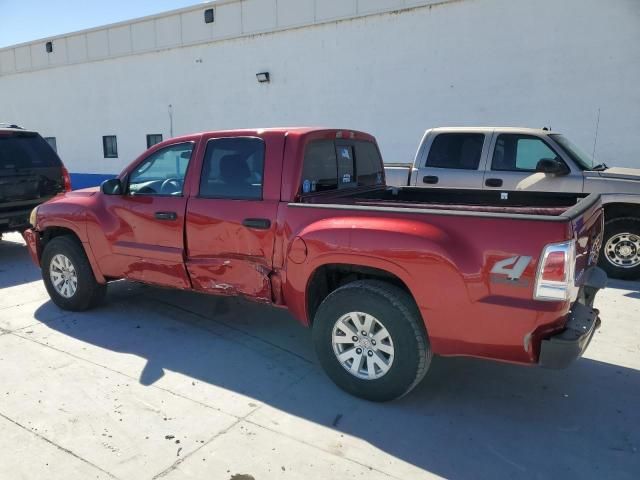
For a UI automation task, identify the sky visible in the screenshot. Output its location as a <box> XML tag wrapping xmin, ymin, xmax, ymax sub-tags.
<box><xmin>0</xmin><ymin>0</ymin><xmax>204</xmax><ymax>47</ymax></box>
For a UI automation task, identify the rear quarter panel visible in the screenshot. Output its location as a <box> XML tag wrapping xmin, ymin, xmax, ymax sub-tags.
<box><xmin>281</xmin><ymin>204</ymin><xmax>574</xmax><ymax>364</ymax></box>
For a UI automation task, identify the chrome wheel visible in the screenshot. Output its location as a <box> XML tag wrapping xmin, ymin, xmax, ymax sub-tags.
<box><xmin>331</xmin><ymin>312</ymin><xmax>395</xmax><ymax>380</ymax></box>
<box><xmin>49</xmin><ymin>254</ymin><xmax>78</xmax><ymax>298</ymax></box>
<box><xmin>604</xmin><ymin>233</ymin><xmax>640</xmax><ymax>269</ymax></box>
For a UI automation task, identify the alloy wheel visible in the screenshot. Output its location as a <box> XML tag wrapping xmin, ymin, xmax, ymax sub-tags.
<box><xmin>49</xmin><ymin>253</ymin><xmax>78</xmax><ymax>298</ymax></box>
<box><xmin>331</xmin><ymin>311</ymin><xmax>395</xmax><ymax>380</ymax></box>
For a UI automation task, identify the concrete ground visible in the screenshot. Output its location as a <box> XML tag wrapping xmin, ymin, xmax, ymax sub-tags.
<box><xmin>0</xmin><ymin>232</ymin><xmax>638</xmax><ymax>480</ymax></box>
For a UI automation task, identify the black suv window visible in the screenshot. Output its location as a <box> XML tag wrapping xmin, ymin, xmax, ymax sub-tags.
<box><xmin>0</xmin><ymin>132</ymin><xmax>61</xmax><ymax>169</ymax></box>
<box><xmin>301</xmin><ymin>139</ymin><xmax>384</xmax><ymax>194</ymax></box>
<box><xmin>199</xmin><ymin>137</ymin><xmax>265</xmax><ymax>200</ymax></box>
<box><xmin>426</xmin><ymin>133</ymin><xmax>484</xmax><ymax>170</ymax></box>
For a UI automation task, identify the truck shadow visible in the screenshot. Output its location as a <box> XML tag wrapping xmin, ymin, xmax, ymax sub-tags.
<box><xmin>33</xmin><ymin>282</ymin><xmax>639</xmax><ymax>480</ymax></box>
<box><xmin>606</xmin><ymin>278</ymin><xmax>640</xmax><ymax>296</ymax></box>
<box><xmin>604</xmin><ymin>278</ymin><xmax>640</xmax><ymax>289</ymax></box>
<box><xmin>0</xmin><ymin>235</ymin><xmax>41</xmax><ymax>288</ymax></box>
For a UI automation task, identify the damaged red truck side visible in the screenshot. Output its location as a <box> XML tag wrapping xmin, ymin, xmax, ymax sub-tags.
<box><xmin>24</xmin><ymin>128</ymin><xmax>606</xmax><ymax>401</ymax></box>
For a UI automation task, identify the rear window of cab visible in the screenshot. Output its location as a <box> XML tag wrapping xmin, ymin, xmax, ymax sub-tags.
<box><xmin>301</xmin><ymin>140</ymin><xmax>384</xmax><ymax>194</ymax></box>
<box><xmin>0</xmin><ymin>132</ymin><xmax>61</xmax><ymax>169</ymax></box>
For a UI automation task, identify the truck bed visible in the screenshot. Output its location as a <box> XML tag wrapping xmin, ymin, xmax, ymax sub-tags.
<box><xmin>302</xmin><ymin>187</ymin><xmax>592</xmax><ymax>218</ymax></box>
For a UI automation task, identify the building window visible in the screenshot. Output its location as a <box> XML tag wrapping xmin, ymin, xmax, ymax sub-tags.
<box><xmin>103</xmin><ymin>136</ymin><xmax>118</xmax><ymax>158</ymax></box>
<box><xmin>44</xmin><ymin>137</ymin><xmax>57</xmax><ymax>152</ymax></box>
<box><xmin>146</xmin><ymin>134</ymin><xmax>163</xmax><ymax>149</ymax></box>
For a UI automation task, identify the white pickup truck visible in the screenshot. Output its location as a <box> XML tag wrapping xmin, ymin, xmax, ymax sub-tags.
<box><xmin>385</xmin><ymin>127</ymin><xmax>640</xmax><ymax>279</ymax></box>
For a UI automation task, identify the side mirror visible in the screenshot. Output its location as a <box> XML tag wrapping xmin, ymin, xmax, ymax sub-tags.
<box><xmin>101</xmin><ymin>178</ymin><xmax>123</xmax><ymax>195</ymax></box>
<box><xmin>536</xmin><ymin>158</ymin><xmax>569</xmax><ymax>176</ymax></box>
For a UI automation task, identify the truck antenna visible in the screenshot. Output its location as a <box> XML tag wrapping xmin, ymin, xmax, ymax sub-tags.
<box><xmin>168</xmin><ymin>104</ymin><xmax>174</xmax><ymax>138</ymax></box>
<box><xmin>591</xmin><ymin>108</ymin><xmax>600</xmax><ymax>167</ymax></box>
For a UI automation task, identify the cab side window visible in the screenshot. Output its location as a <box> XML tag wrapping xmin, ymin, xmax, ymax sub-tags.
<box><xmin>128</xmin><ymin>143</ymin><xmax>193</xmax><ymax>196</ymax></box>
<box><xmin>492</xmin><ymin>134</ymin><xmax>561</xmax><ymax>171</ymax></box>
<box><xmin>199</xmin><ymin>137</ymin><xmax>265</xmax><ymax>200</ymax></box>
<box><xmin>426</xmin><ymin>133</ymin><xmax>484</xmax><ymax>170</ymax></box>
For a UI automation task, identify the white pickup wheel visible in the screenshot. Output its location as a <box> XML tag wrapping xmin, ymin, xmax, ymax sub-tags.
<box><xmin>313</xmin><ymin>280</ymin><xmax>431</xmax><ymax>401</ymax></box>
<box><xmin>599</xmin><ymin>217</ymin><xmax>640</xmax><ymax>280</ymax></box>
<box><xmin>41</xmin><ymin>236</ymin><xmax>106</xmax><ymax>311</ymax></box>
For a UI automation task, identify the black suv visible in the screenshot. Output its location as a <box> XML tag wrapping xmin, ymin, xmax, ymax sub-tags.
<box><xmin>0</xmin><ymin>125</ymin><xmax>70</xmax><ymax>235</ymax></box>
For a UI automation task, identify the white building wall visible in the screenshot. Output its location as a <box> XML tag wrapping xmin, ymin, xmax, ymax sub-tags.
<box><xmin>0</xmin><ymin>0</ymin><xmax>639</xmax><ymax>182</ymax></box>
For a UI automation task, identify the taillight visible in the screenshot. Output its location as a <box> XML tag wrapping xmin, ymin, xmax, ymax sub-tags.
<box><xmin>541</xmin><ymin>251</ymin><xmax>566</xmax><ymax>281</ymax></box>
<box><xmin>534</xmin><ymin>240</ymin><xmax>576</xmax><ymax>301</ymax></box>
<box><xmin>61</xmin><ymin>165</ymin><xmax>72</xmax><ymax>192</ymax></box>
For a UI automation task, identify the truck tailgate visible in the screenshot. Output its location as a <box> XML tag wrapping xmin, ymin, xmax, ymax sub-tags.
<box><xmin>383</xmin><ymin>164</ymin><xmax>412</xmax><ymax>187</ymax></box>
<box><xmin>569</xmin><ymin>194</ymin><xmax>604</xmax><ymax>285</ymax></box>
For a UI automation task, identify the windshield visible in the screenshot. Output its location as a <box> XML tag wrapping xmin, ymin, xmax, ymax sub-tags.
<box><xmin>549</xmin><ymin>134</ymin><xmax>597</xmax><ymax>171</ymax></box>
<box><xmin>0</xmin><ymin>132</ymin><xmax>62</xmax><ymax>170</ymax></box>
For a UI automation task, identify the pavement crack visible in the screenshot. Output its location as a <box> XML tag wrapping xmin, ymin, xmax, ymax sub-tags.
<box><xmin>7</xmin><ymin>320</ymin><xmax>48</xmax><ymax>334</ymax></box>
<box><xmin>242</xmin><ymin>418</ymin><xmax>405</xmax><ymax>480</ymax></box>
<box><xmin>0</xmin><ymin>410</ymin><xmax>119</xmax><ymax>479</ymax></box>
<box><xmin>151</xmin><ymin>403</ymin><xmax>264</xmax><ymax>479</ymax></box>
<box><xmin>0</xmin><ymin>295</ymin><xmax>50</xmax><ymax>312</ymax></box>
<box><xmin>9</xmin><ymin>331</ymin><xmax>243</xmax><ymax>418</ymax></box>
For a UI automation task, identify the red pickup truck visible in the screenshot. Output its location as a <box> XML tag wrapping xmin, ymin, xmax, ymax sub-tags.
<box><xmin>24</xmin><ymin>128</ymin><xmax>606</xmax><ymax>401</ymax></box>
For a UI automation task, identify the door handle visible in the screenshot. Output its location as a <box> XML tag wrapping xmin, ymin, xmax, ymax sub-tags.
<box><xmin>154</xmin><ymin>211</ymin><xmax>177</xmax><ymax>221</ymax></box>
<box><xmin>423</xmin><ymin>175</ymin><xmax>439</xmax><ymax>185</ymax></box>
<box><xmin>485</xmin><ymin>178</ymin><xmax>503</xmax><ymax>187</ymax></box>
<box><xmin>242</xmin><ymin>218</ymin><xmax>271</xmax><ymax>230</ymax></box>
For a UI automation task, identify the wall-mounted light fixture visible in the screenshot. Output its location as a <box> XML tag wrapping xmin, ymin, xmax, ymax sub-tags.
<box><xmin>45</xmin><ymin>41</ymin><xmax>53</xmax><ymax>53</ymax></box>
<box><xmin>204</xmin><ymin>8</ymin><xmax>214</xmax><ymax>23</ymax></box>
<box><xmin>256</xmin><ymin>72</ymin><xmax>270</xmax><ymax>83</ymax></box>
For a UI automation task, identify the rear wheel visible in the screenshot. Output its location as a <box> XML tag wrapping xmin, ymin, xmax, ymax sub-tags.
<box><xmin>41</xmin><ymin>236</ymin><xmax>106</xmax><ymax>311</ymax></box>
<box><xmin>599</xmin><ymin>217</ymin><xmax>640</xmax><ymax>280</ymax></box>
<box><xmin>312</xmin><ymin>280</ymin><xmax>431</xmax><ymax>401</ymax></box>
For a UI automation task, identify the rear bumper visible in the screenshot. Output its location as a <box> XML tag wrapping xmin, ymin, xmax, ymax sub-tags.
<box><xmin>22</xmin><ymin>228</ymin><xmax>42</xmax><ymax>266</ymax></box>
<box><xmin>538</xmin><ymin>267</ymin><xmax>607</xmax><ymax>369</ymax></box>
<box><xmin>539</xmin><ymin>302</ymin><xmax>601</xmax><ymax>368</ymax></box>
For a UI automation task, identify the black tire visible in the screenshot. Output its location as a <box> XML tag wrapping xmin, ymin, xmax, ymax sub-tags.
<box><xmin>312</xmin><ymin>280</ymin><xmax>431</xmax><ymax>402</ymax></box>
<box><xmin>598</xmin><ymin>217</ymin><xmax>640</xmax><ymax>280</ymax></box>
<box><xmin>41</xmin><ymin>236</ymin><xmax>106</xmax><ymax>311</ymax></box>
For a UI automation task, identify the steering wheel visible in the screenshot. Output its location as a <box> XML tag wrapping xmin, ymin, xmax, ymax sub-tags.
<box><xmin>160</xmin><ymin>178</ymin><xmax>182</xmax><ymax>195</ymax></box>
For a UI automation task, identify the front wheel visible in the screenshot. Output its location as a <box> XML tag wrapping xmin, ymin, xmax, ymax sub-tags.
<box><xmin>312</xmin><ymin>280</ymin><xmax>431</xmax><ymax>401</ymax></box>
<box><xmin>598</xmin><ymin>217</ymin><xmax>640</xmax><ymax>280</ymax></box>
<box><xmin>41</xmin><ymin>236</ymin><xmax>106</xmax><ymax>311</ymax></box>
